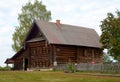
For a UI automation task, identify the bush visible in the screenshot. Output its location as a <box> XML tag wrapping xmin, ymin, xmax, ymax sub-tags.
<box><xmin>0</xmin><ymin>66</ymin><xmax>12</xmax><ymax>71</ymax></box>
<box><xmin>65</xmin><ymin>61</ymin><xmax>76</xmax><ymax>73</ymax></box>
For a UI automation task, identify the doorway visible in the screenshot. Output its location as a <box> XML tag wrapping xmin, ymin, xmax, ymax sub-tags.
<box><xmin>24</xmin><ymin>58</ymin><xmax>28</xmax><ymax>70</ymax></box>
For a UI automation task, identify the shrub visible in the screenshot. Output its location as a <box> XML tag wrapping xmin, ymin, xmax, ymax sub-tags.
<box><xmin>0</xmin><ymin>66</ymin><xmax>12</xmax><ymax>71</ymax></box>
<box><xmin>65</xmin><ymin>60</ymin><xmax>76</xmax><ymax>73</ymax></box>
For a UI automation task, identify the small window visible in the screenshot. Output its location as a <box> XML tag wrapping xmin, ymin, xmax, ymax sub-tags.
<box><xmin>94</xmin><ymin>50</ymin><xmax>100</xmax><ymax>58</ymax></box>
<box><xmin>83</xmin><ymin>49</ymin><xmax>87</xmax><ymax>56</ymax></box>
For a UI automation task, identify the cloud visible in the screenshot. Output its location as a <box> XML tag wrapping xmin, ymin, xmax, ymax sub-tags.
<box><xmin>43</xmin><ymin>0</ymin><xmax>120</xmax><ymax>35</ymax></box>
<box><xmin>0</xmin><ymin>0</ymin><xmax>27</xmax><ymax>66</ymax></box>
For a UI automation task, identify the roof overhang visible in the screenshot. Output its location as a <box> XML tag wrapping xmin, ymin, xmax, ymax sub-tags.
<box><xmin>4</xmin><ymin>58</ymin><xmax>14</xmax><ymax>64</ymax></box>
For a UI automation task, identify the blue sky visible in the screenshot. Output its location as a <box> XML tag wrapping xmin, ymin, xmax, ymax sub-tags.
<box><xmin>0</xmin><ymin>0</ymin><xmax>120</xmax><ymax>66</ymax></box>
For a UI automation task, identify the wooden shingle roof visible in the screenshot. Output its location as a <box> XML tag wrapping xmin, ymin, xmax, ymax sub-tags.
<box><xmin>34</xmin><ymin>20</ymin><xmax>102</xmax><ymax>48</ymax></box>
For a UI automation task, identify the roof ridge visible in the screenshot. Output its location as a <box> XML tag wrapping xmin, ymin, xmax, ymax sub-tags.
<box><xmin>35</xmin><ymin>19</ymin><xmax>94</xmax><ymax>30</ymax></box>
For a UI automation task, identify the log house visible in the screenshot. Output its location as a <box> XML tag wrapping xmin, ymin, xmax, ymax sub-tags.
<box><xmin>6</xmin><ymin>20</ymin><xmax>102</xmax><ymax>70</ymax></box>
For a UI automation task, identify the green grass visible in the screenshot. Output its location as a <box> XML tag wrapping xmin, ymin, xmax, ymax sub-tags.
<box><xmin>0</xmin><ymin>71</ymin><xmax>120</xmax><ymax>82</ymax></box>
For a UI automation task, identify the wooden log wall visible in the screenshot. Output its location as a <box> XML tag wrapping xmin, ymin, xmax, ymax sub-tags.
<box><xmin>27</xmin><ymin>41</ymin><xmax>50</xmax><ymax>68</ymax></box>
<box><xmin>13</xmin><ymin>42</ymin><xmax>102</xmax><ymax>70</ymax></box>
<box><xmin>54</xmin><ymin>45</ymin><xmax>102</xmax><ymax>64</ymax></box>
<box><xmin>13</xmin><ymin>54</ymin><xmax>23</xmax><ymax>70</ymax></box>
<box><xmin>55</xmin><ymin>45</ymin><xmax>77</xmax><ymax>64</ymax></box>
<box><xmin>77</xmin><ymin>47</ymin><xmax>102</xmax><ymax>63</ymax></box>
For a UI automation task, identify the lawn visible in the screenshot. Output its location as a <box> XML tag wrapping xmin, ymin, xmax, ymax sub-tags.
<box><xmin>0</xmin><ymin>71</ymin><xmax>120</xmax><ymax>82</ymax></box>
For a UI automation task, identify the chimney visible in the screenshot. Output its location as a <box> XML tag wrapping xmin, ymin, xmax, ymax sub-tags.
<box><xmin>56</xmin><ymin>20</ymin><xmax>60</xmax><ymax>27</ymax></box>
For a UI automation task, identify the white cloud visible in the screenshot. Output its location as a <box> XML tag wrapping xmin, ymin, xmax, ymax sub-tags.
<box><xmin>0</xmin><ymin>0</ymin><xmax>27</xmax><ymax>66</ymax></box>
<box><xmin>0</xmin><ymin>0</ymin><xmax>120</xmax><ymax>66</ymax></box>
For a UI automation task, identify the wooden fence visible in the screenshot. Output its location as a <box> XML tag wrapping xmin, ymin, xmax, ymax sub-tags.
<box><xmin>54</xmin><ymin>63</ymin><xmax>120</xmax><ymax>73</ymax></box>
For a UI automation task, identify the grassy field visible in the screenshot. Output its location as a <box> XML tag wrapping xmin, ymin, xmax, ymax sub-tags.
<box><xmin>0</xmin><ymin>71</ymin><xmax>120</xmax><ymax>82</ymax></box>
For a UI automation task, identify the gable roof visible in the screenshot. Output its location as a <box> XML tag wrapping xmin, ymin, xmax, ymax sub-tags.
<box><xmin>28</xmin><ymin>20</ymin><xmax>102</xmax><ymax>48</ymax></box>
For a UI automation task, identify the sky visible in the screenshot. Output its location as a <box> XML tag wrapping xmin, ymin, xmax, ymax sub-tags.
<box><xmin>0</xmin><ymin>0</ymin><xmax>120</xmax><ymax>66</ymax></box>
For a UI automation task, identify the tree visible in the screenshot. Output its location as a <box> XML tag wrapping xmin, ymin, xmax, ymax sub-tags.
<box><xmin>100</xmin><ymin>10</ymin><xmax>120</xmax><ymax>62</ymax></box>
<box><xmin>12</xmin><ymin>0</ymin><xmax>51</xmax><ymax>52</ymax></box>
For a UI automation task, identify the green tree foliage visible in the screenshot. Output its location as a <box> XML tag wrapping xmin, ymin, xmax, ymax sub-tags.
<box><xmin>12</xmin><ymin>0</ymin><xmax>51</xmax><ymax>52</ymax></box>
<box><xmin>100</xmin><ymin>10</ymin><xmax>120</xmax><ymax>61</ymax></box>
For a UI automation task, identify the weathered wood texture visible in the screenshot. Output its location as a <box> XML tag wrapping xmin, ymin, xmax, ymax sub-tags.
<box><xmin>12</xmin><ymin>22</ymin><xmax>102</xmax><ymax>70</ymax></box>
<box><xmin>13</xmin><ymin>42</ymin><xmax>102</xmax><ymax>70</ymax></box>
<box><xmin>28</xmin><ymin>41</ymin><xmax>50</xmax><ymax>68</ymax></box>
<box><xmin>53</xmin><ymin>45</ymin><xmax>102</xmax><ymax>65</ymax></box>
<box><xmin>13</xmin><ymin>48</ymin><xmax>29</xmax><ymax>70</ymax></box>
<box><xmin>55</xmin><ymin>63</ymin><xmax>120</xmax><ymax>73</ymax></box>
<box><xmin>26</xmin><ymin>23</ymin><xmax>41</xmax><ymax>41</ymax></box>
<box><xmin>54</xmin><ymin>45</ymin><xmax>77</xmax><ymax>64</ymax></box>
<box><xmin>77</xmin><ymin>47</ymin><xmax>102</xmax><ymax>63</ymax></box>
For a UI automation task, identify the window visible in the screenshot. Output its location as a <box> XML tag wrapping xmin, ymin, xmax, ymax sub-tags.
<box><xmin>94</xmin><ymin>50</ymin><xmax>100</xmax><ymax>58</ymax></box>
<box><xmin>83</xmin><ymin>49</ymin><xmax>87</xmax><ymax>56</ymax></box>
